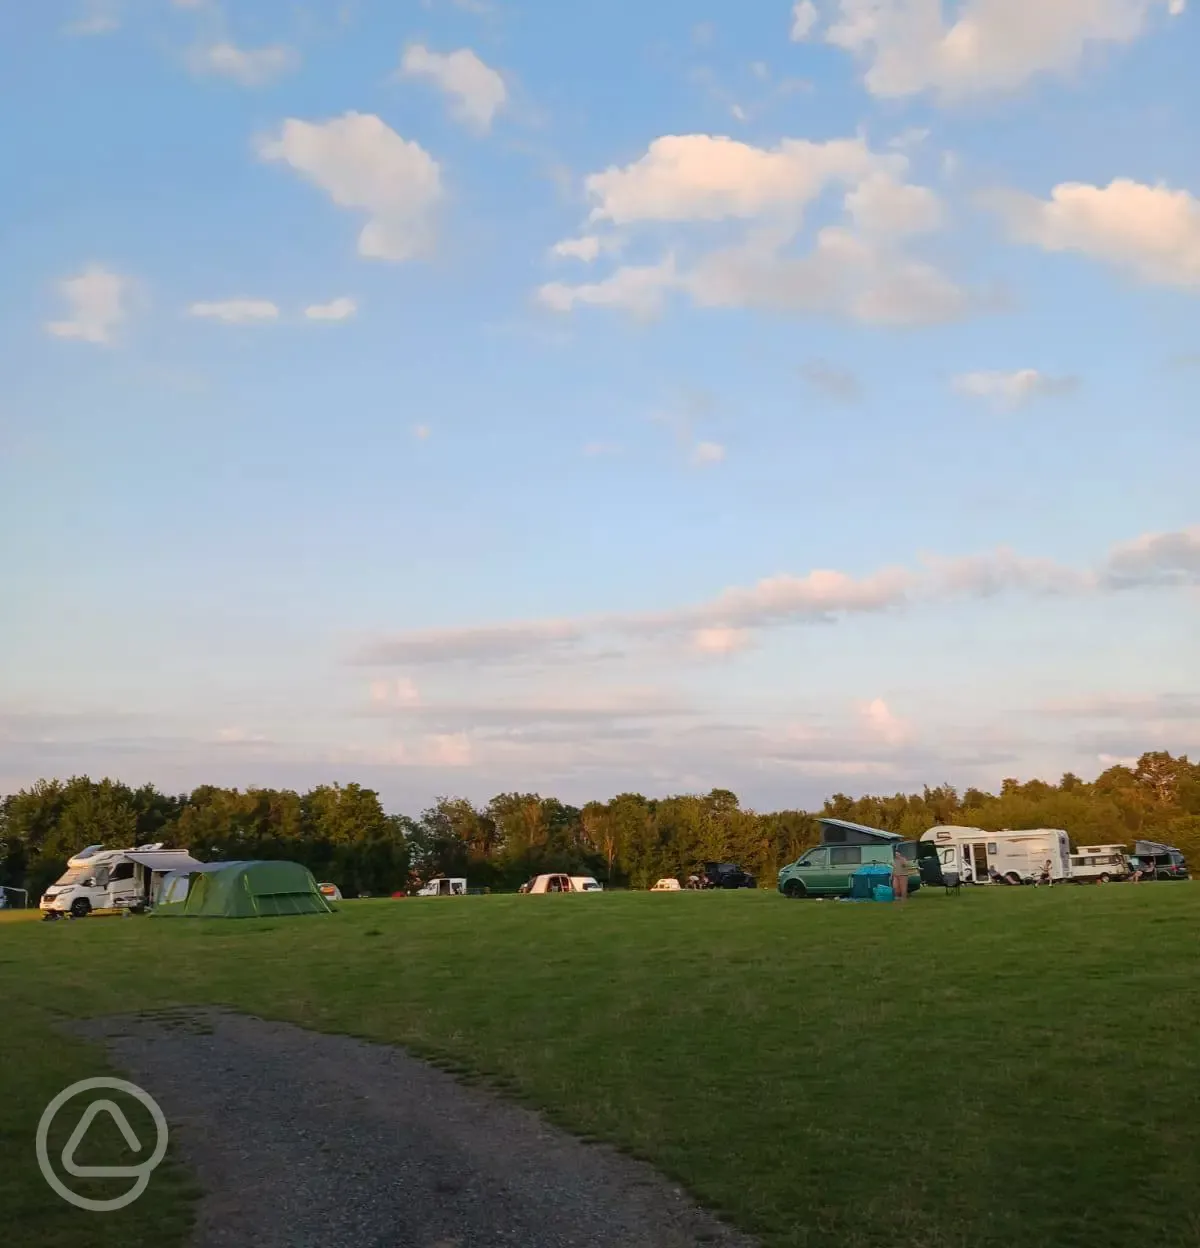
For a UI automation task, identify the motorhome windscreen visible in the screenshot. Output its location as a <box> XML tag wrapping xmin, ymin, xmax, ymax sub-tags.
<box><xmin>54</xmin><ymin>866</ymin><xmax>94</xmax><ymax>886</ymax></box>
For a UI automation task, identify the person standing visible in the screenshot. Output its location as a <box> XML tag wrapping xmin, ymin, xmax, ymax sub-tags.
<box><xmin>892</xmin><ymin>849</ymin><xmax>911</xmax><ymax>904</ymax></box>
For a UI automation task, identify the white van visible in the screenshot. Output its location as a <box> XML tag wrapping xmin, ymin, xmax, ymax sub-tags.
<box><xmin>1068</xmin><ymin>844</ymin><xmax>1129</xmax><ymax>883</ymax></box>
<box><xmin>40</xmin><ymin>844</ymin><xmax>209</xmax><ymax>917</ymax></box>
<box><xmin>416</xmin><ymin>877</ymin><xmax>467</xmax><ymax>896</ymax></box>
<box><xmin>920</xmin><ymin>826</ymin><xmax>1072</xmax><ymax>885</ymax></box>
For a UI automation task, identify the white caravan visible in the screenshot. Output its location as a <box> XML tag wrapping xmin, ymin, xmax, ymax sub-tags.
<box><xmin>920</xmin><ymin>826</ymin><xmax>1071</xmax><ymax>885</ymax></box>
<box><xmin>416</xmin><ymin>877</ymin><xmax>468</xmax><ymax>896</ymax></box>
<box><xmin>1068</xmin><ymin>844</ymin><xmax>1130</xmax><ymax>882</ymax></box>
<box><xmin>39</xmin><ymin>843</ymin><xmax>209</xmax><ymax>917</ymax></box>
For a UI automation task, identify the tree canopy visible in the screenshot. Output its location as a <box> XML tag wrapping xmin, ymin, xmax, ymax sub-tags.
<box><xmin>2</xmin><ymin>751</ymin><xmax>1197</xmax><ymax>900</ymax></box>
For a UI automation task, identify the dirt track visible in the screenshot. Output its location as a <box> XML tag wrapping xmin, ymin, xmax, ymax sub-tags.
<box><xmin>74</xmin><ymin>1009</ymin><xmax>758</xmax><ymax>1248</ymax></box>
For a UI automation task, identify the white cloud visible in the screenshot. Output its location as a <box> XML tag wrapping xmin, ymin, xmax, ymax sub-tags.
<box><xmin>304</xmin><ymin>297</ymin><xmax>357</xmax><ymax>321</ymax></box>
<box><xmin>537</xmin><ymin>257</ymin><xmax>679</xmax><ymax>319</ymax></box>
<box><xmin>257</xmin><ymin>113</ymin><xmax>443</xmax><ymax>262</ymax></box>
<box><xmin>542</xmin><ymin>134</ymin><xmax>966</xmax><ymax>327</ymax></box>
<box><xmin>45</xmin><ymin>265</ymin><xmax>128</xmax><ymax>345</ymax></box>
<box><xmin>552</xmin><ymin>235</ymin><xmax>601</xmax><ymax>263</ymax></box>
<box><xmin>846</xmin><ymin>172</ymin><xmax>944</xmax><ymax>236</ymax></box>
<box><xmin>860</xmin><ymin>697</ymin><xmax>912</xmax><ymax>746</ymax></box>
<box><xmin>824</xmin><ymin>0</ymin><xmax>1184</xmax><ymax>100</ymax></box>
<box><xmin>1102</xmin><ymin>525</ymin><xmax>1200</xmax><ymax>588</ymax></box>
<box><xmin>64</xmin><ymin>0</ymin><xmax>120</xmax><ymax>35</ymax></box>
<box><xmin>790</xmin><ymin>0</ymin><xmax>819</xmax><ymax>40</ymax></box>
<box><xmin>952</xmin><ymin>368</ymin><xmax>1079</xmax><ymax>409</ymax></box>
<box><xmin>684</xmin><ymin>225</ymin><xmax>969</xmax><ymax>326</ymax></box>
<box><xmin>986</xmin><ymin>178</ymin><xmax>1200</xmax><ymax>288</ymax></box>
<box><xmin>583</xmin><ymin>134</ymin><xmax>884</xmax><ymax>226</ymax></box>
<box><xmin>187</xmin><ymin>42</ymin><xmax>299</xmax><ymax>87</ymax></box>
<box><xmin>692</xmin><ymin>440</ymin><xmax>727</xmax><ymax>465</ymax></box>
<box><xmin>188</xmin><ymin>299</ymin><xmax>279</xmax><ymax>324</ymax></box>
<box><xmin>399</xmin><ymin>44</ymin><xmax>507</xmax><ymax>132</ymax></box>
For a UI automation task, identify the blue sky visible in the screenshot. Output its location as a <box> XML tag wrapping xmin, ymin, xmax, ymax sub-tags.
<box><xmin>1</xmin><ymin>0</ymin><xmax>1197</xmax><ymax>811</ymax></box>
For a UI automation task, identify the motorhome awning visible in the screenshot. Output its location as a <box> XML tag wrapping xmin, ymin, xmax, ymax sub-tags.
<box><xmin>125</xmin><ymin>851</ymin><xmax>211</xmax><ymax>873</ymax></box>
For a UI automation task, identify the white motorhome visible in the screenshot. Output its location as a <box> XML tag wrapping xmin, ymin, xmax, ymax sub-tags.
<box><xmin>920</xmin><ymin>826</ymin><xmax>1071</xmax><ymax>885</ymax></box>
<box><xmin>1068</xmin><ymin>844</ymin><xmax>1130</xmax><ymax>883</ymax></box>
<box><xmin>416</xmin><ymin>877</ymin><xmax>467</xmax><ymax>896</ymax></box>
<box><xmin>39</xmin><ymin>844</ymin><xmax>209</xmax><ymax>917</ymax></box>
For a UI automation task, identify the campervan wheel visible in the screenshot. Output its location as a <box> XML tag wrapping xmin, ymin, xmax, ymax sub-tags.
<box><xmin>783</xmin><ymin>880</ymin><xmax>807</xmax><ymax>899</ymax></box>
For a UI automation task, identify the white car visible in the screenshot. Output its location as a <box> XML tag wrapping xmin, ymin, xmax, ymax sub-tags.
<box><xmin>318</xmin><ymin>882</ymin><xmax>343</xmax><ymax>902</ymax></box>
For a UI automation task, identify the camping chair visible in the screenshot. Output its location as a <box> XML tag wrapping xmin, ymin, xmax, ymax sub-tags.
<box><xmin>942</xmin><ymin>870</ymin><xmax>961</xmax><ymax>896</ymax></box>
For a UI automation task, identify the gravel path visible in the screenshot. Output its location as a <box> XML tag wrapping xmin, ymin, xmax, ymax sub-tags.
<box><xmin>73</xmin><ymin>1009</ymin><xmax>758</xmax><ymax>1248</ymax></box>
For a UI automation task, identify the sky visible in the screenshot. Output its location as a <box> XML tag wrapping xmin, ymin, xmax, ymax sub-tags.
<box><xmin>1</xmin><ymin>0</ymin><xmax>1198</xmax><ymax>814</ymax></box>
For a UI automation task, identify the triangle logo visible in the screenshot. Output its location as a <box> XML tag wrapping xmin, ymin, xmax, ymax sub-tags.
<box><xmin>62</xmin><ymin>1099</ymin><xmax>144</xmax><ymax>1178</ymax></box>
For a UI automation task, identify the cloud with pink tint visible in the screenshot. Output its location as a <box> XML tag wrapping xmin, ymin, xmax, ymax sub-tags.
<box><xmin>351</xmin><ymin>522</ymin><xmax>1200</xmax><ymax>669</ymax></box>
<box><xmin>691</xmin><ymin>626</ymin><xmax>751</xmax><ymax>655</ymax></box>
<box><xmin>859</xmin><ymin>697</ymin><xmax>912</xmax><ymax>746</ymax></box>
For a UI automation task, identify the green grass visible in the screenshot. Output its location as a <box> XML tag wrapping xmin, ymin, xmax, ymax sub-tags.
<box><xmin>3</xmin><ymin>886</ymin><xmax>1199</xmax><ymax>1247</ymax></box>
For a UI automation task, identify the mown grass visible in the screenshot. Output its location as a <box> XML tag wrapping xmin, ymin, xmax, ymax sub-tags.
<box><xmin>2</xmin><ymin>886</ymin><xmax>1198</xmax><ymax>1247</ymax></box>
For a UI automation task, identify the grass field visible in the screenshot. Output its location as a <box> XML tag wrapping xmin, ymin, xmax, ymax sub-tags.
<box><xmin>2</xmin><ymin>885</ymin><xmax>1198</xmax><ymax>1247</ymax></box>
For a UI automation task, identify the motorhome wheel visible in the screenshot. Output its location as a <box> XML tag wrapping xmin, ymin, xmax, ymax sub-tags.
<box><xmin>70</xmin><ymin>897</ymin><xmax>92</xmax><ymax>918</ymax></box>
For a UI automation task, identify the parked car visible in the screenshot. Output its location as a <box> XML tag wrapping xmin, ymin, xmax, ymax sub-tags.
<box><xmin>317</xmin><ymin>882</ymin><xmax>343</xmax><ymax>901</ymax></box>
<box><xmin>702</xmin><ymin>862</ymin><xmax>757</xmax><ymax>889</ymax></box>
<box><xmin>1128</xmin><ymin>840</ymin><xmax>1189</xmax><ymax>881</ymax></box>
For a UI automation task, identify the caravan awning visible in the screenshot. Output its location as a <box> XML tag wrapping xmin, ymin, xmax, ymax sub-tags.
<box><xmin>125</xmin><ymin>850</ymin><xmax>211</xmax><ymax>873</ymax></box>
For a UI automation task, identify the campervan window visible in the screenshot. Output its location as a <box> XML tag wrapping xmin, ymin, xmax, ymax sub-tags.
<box><xmin>830</xmin><ymin>846</ymin><xmax>862</xmax><ymax>866</ymax></box>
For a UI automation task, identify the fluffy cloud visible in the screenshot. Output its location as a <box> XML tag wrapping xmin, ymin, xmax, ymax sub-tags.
<box><xmin>1102</xmin><ymin>526</ymin><xmax>1200</xmax><ymax>588</ymax></box>
<box><xmin>352</xmin><ymin>524</ymin><xmax>1200</xmax><ymax>667</ymax></box>
<box><xmin>790</xmin><ymin>1</ymin><xmax>819</xmax><ymax>40</ymax></box>
<box><xmin>187</xmin><ymin>42</ymin><xmax>299</xmax><ymax>87</ymax></box>
<box><xmin>952</xmin><ymin>368</ymin><xmax>1079</xmax><ymax>409</ymax></box>
<box><xmin>860</xmin><ymin>697</ymin><xmax>912</xmax><ymax>746</ymax></box>
<box><xmin>824</xmin><ymin>0</ymin><xmax>1184</xmax><ymax>100</ymax></box>
<box><xmin>399</xmin><ymin>44</ymin><xmax>507</xmax><ymax>132</ymax></box>
<box><xmin>583</xmin><ymin>134</ymin><xmax>883</xmax><ymax>226</ymax></box>
<box><xmin>540</xmin><ymin>134</ymin><xmax>966</xmax><ymax>327</ymax></box>
<box><xmin>986</xmin><ymin>178</ymin><xmax>1200</xmax><ymax>288</ymax></box>
<box><xmin>188</xmin><ymin>299</ymin><xmax>279</xmax><ymax>323</ymax></box>
<box><xmin>45</xmin><ymin>265</ymin><xmax>128</xmax><ymax>344</ymax></box>
<box><xmin>304</xmin><ymin>297</ymin><xmax>357</xmax><ymax>321</ymax></box>
<box><xmin>538</xmin><ymin>257</ymin><xmax>678</xmax><ymax>319</ymax></box>
<box><xmin>691</xmin><ymin>626</ymin><xmax>751</xmax><ymax>655</ymax></box>
<box><xmin>257</xmin><ymin>113</ymin><xmax>443</xmax><ymax>262</ymax></box>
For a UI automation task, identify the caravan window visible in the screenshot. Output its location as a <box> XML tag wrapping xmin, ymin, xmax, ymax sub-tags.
<box><xmin>987</xmin><ymin>844</ymin><xmax>997</xmax><ymax>855</ymax></box>
<box><xmin>110</xmin><ymin>862</ymin><xmax>135</xmax><ymax>882</ymax></box>
<box><xmin>829</xmin><ymin>846</ymin><xmax>862</xmax><ymax>867</ymax></box>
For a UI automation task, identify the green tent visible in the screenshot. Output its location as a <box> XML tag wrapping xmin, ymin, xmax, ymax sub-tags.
<box><xmin>153</xmin><ymin>860</ymin><xmax>332</xmax><ymax>919</ymax></box>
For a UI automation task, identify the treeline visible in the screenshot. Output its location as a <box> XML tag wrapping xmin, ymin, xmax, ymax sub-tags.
<box><xmin>1</xmin><ymin>751</ymin><xmax>1197</xmax><ymax>901</ymax></box>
